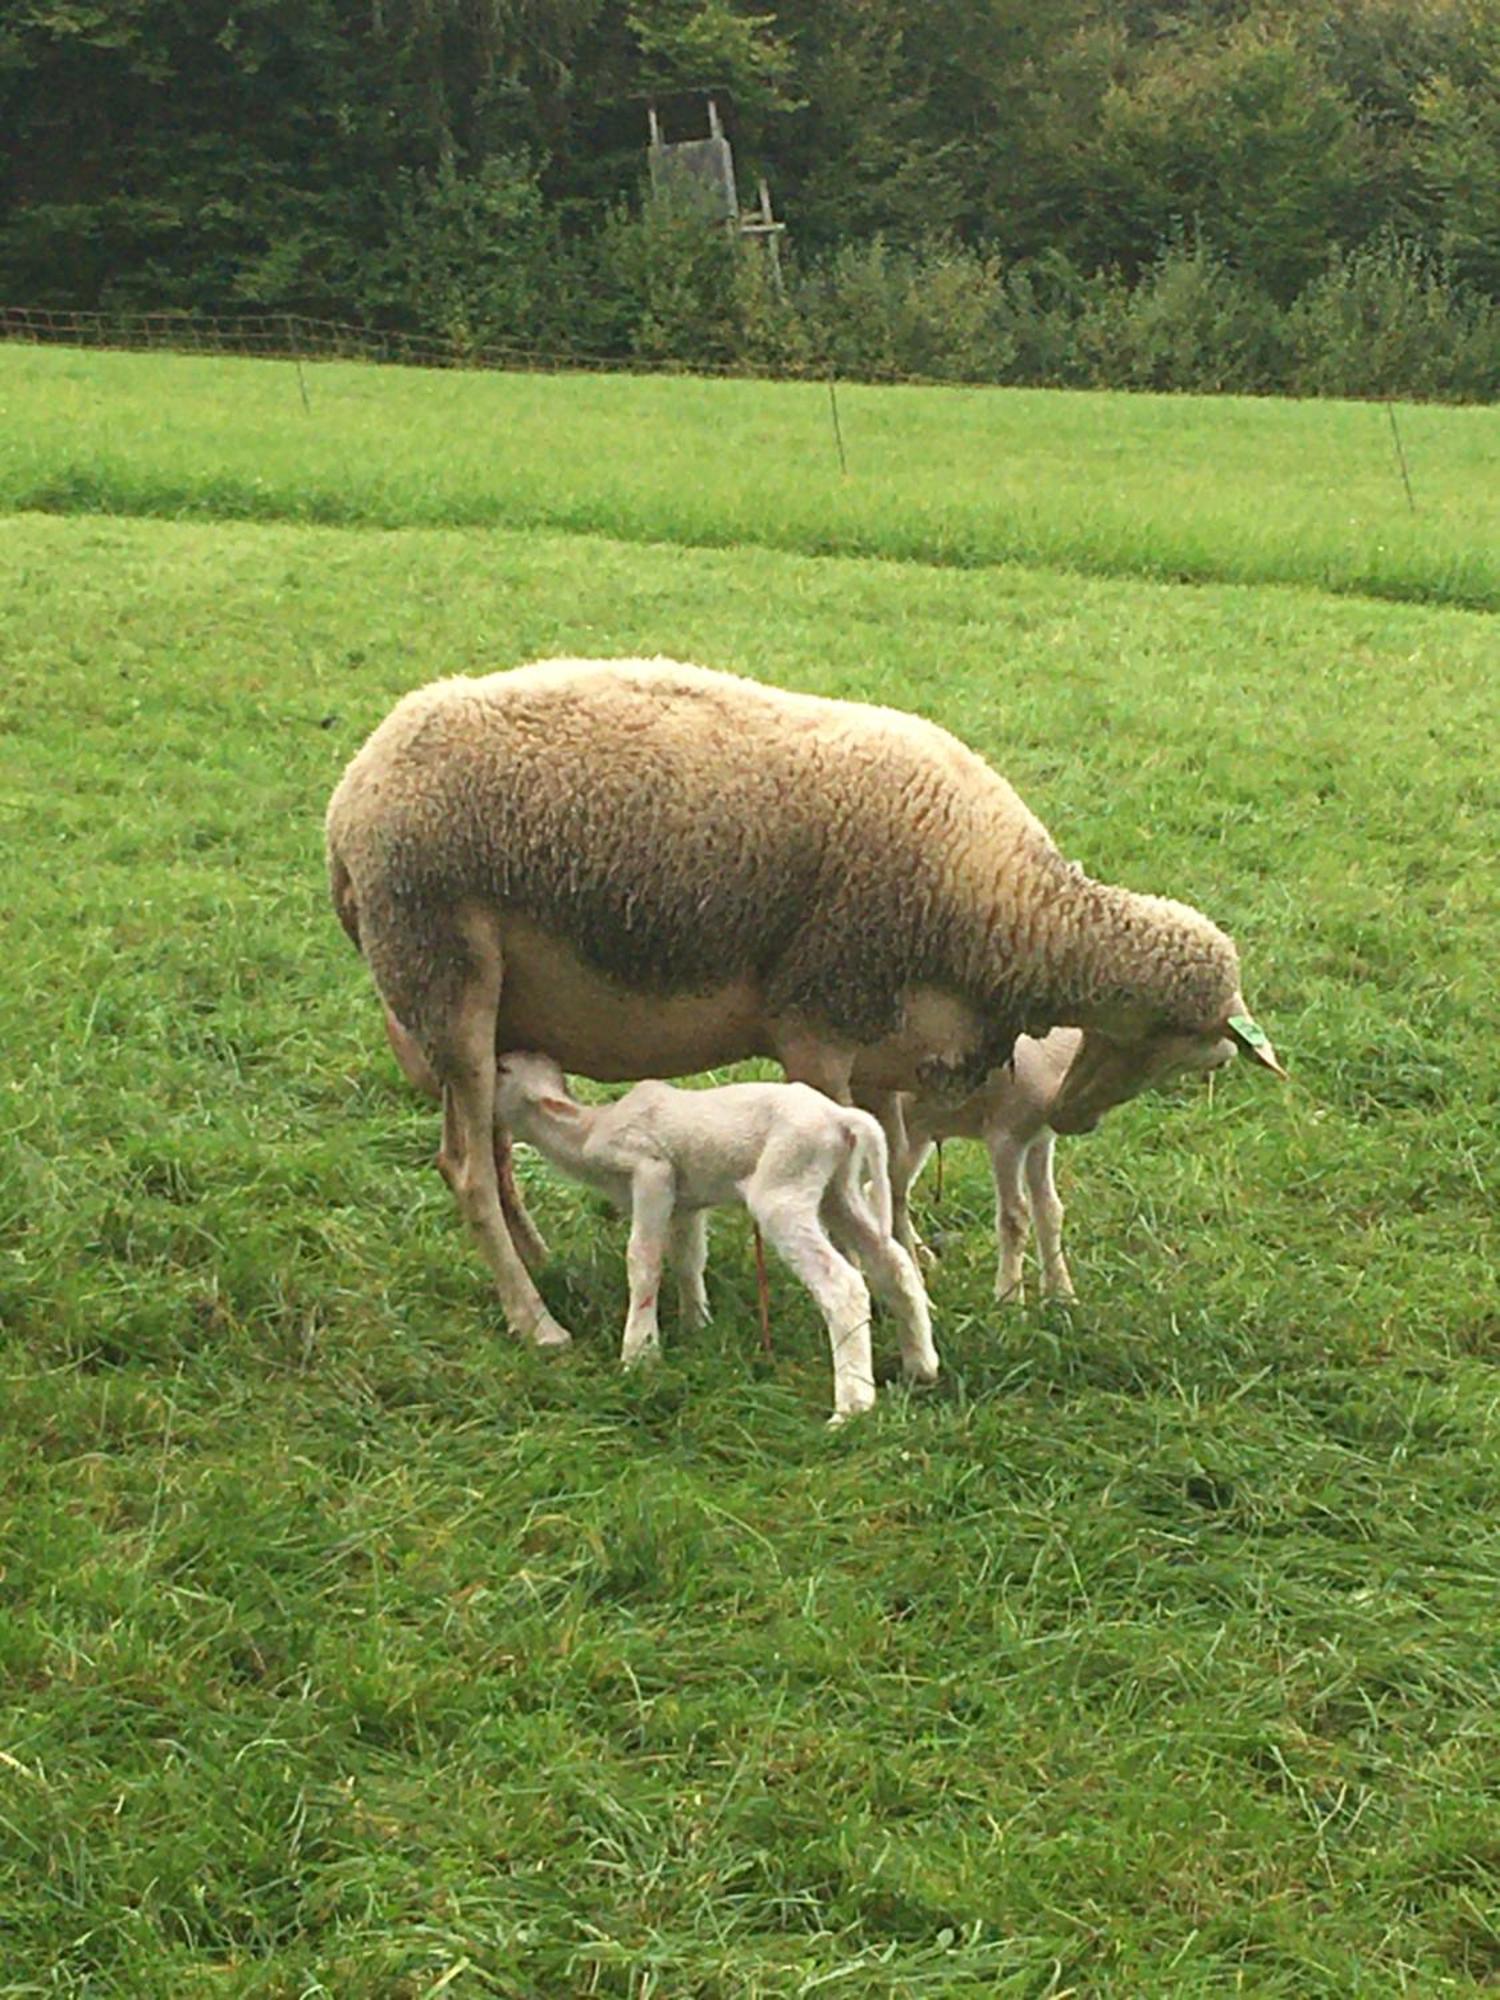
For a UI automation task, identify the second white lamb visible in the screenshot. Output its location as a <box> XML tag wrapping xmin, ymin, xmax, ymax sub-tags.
<box><xmin>493</xmin><ymin>1053</ymin><xmax>939</xmax><ymax>1423</ymax></box>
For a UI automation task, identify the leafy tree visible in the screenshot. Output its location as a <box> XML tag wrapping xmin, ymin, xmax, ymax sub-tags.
<box><xmin>1413</xmin><ymin>18</ymin><xmax>1500</xmax><ymax>294</ymax></box>
<box><xmin>1088</xmin><ymin>23</ymin><xmax>1364</xmax><ymax>299</ymax></box>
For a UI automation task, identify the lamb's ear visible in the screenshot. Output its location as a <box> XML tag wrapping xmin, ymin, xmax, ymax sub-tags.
<box><xmin>1226</xmin><ymin>1012</ymin><xmax>1287</xmax><ymax>1078</ymax></box>
<box><xmin>539</xmin><ymin>1094</ymin><xmax>582</xmax><ymax>1120</ymax></box>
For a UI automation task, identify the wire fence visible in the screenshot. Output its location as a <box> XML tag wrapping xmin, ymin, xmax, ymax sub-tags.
<box><xmin>1</xmin><ymin>304</ymin><xmax>1470</xmax><ymax>440</ymax></box>
<box><xmin>1</xmin><ymin>303</ymin><xmax>1064</xmax><ymax>399</ymax></box>
<box><xmin>0</xmin><ymin>304</ymin><xmax>876</xmax><ymax>387</ymax></box>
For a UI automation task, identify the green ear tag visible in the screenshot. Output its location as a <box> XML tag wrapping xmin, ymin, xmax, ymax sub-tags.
<box><xmin>1228</xmin><ymin>1012</ymin><xmax>1271</xmax><ymax>1052</ymax></box>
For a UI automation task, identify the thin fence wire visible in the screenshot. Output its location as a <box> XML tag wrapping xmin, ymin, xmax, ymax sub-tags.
<box><xmin>0</xmin><ymin>304</ymin><xmax>986</xmax><ymax>393</ymax></box>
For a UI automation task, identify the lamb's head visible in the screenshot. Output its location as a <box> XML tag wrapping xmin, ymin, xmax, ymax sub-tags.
<box><xmin>494</xmin><ymin>1050</ymin><xmax>579</xmax><ymax>1136</ymax></box>
<box><xmin>1048</xmin><ymin>893</ymin><xmax>1285</xmax><ymax>1136</ymax></box>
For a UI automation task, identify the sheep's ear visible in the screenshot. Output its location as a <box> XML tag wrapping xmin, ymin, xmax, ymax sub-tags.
<box><xmin>1226</xmin><ymin>1012</ymin><xmax>1287</xmax><ymax>1078</ymax></box>
<box><xmin>539</xmin><ymin>1094</ymin><xmax>582</xmax><ymax>1119</ymax></box>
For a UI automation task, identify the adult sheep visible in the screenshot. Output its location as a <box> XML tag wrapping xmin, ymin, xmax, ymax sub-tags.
<box><xmin>326</xmin><ymin>656</ymin><xmax>1284</xmax><ymax>1352</ymax></box>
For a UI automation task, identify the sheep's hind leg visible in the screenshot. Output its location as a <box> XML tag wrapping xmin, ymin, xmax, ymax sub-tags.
<box><xmin>826</xmin><ymin>1180</ymin><xmax>939</xmax><ymax>1388</ymax></box>
<box><xmin>388</xmin><ymin>1001</ymin><xmax>550</xmax><ymax>1276</ymax></box>
<box><xmin>495</xmin><ymin>1126</ymin><xmax>550</xmax><ymax>1276</ymax></box>
<box><xmin>751</xmin><ymin>1185</ymin><xmax>876</xmax><ymax>1425</ymax></box>
<box><xmin>667</xmin><ymin>1209</ymin><xmax>710</xmax><ymax>1332</ymax></box>
<box><xmin>433</xmin><ymin>959</ymin><xmax>570</xmax><ymax>1351</ymax></box>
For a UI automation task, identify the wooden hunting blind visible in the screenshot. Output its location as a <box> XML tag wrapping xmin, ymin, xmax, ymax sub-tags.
<box><xmin>645</xmin><ymin>89</ymin><xmax>786</xmax><ymax>286</ymax></box>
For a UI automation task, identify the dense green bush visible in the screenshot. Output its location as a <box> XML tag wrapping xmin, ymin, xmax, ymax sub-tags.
<box><xmin>1095</xmin><ymin>240</ymin><xmax>1289</xmax><ymax>394</ymax></box>
<box><xmin>793</xmin><ymin>237</ymin><xmax>1013</xmax><ymax>382</ymax></box>
<box><xmin>772</xmin><ymin>232</ymin><xmax>1491</xmax><ymax>401</ymax></box>
<box><xmin>1285</xmin><ymin>238</ymin><xmax>1500</xmax><ymax>402</ymax></box>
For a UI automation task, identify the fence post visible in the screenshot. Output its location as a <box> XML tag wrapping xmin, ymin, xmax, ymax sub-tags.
<box><xmin>286</xmin><ymin>315</ymin><xmax>311</xmax><ymax>412</ymax></box>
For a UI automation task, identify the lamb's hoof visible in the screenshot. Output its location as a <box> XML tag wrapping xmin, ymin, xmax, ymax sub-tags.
<box><xmin>621</xmin><ymin>1342</ymin><xmax>660</xmax><ymax>1371</ymax></box>
<box><xmin>529</xmin><ymin>1315</ymin><xmax>572</xmax><ymax>1352</ymax></box>
<box><xmin>914</xmin><ymin>1241</ymin><xmax>939</xmax><ymax>1270</ymax></box>
<box><xmin>902</xmin><ymin>1357</ymin><xmax>941</xmax><ymax>1388</ymax></box>
<box><xmin>994</xmin><ymin>1285</ymin><xmax>1025</xmax><ymax>1309</ymax></box>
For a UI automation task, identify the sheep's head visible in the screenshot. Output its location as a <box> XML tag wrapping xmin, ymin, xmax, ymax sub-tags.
<box><xmin>1048</xmin><ymin>996</ymin><xmax>1284</xmax><ymax>1136</ymax></box>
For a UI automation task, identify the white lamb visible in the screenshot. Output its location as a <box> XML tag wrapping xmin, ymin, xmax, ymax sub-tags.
<box><xmin>888</xmin><ymin>1024</ymin><xmax>1235</xmax><ymax>1303</ymax></box>
<box><xmin>492</xmin><ymin>1052</ymin><xmax>939</xmax><ymax>1423</ymax></box>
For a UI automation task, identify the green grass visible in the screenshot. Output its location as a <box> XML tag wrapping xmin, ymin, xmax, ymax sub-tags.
<box><xmin>1</xmin><ymin>367</ymin><xmax>1498</xmax><ymax>1993</ymax></box>
<box><xmin>3</xmin><ymin>343</ymin><xmax>1500</xmax><ymax>607</ymax></box>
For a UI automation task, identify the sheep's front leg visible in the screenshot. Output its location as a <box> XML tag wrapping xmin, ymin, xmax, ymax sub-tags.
<box><xmin>621</xmin><ymin>1164</ymin><xmax>675</xmax><ymax>1370</ymax></box>
<box><xmin>987</xmin><ymin>1134</ymin><xmax>1031</xmax><ymax>1306</ymax></box>
<box><xmin>1024</xmin><ymin>1134</ymin><xmax>1075</xmax><ymax>1302</ymax></box>
<box><xmin>667</xmin><ymin>1209</ymin><xmax>711</xmax><ymax>1331</ymax></box>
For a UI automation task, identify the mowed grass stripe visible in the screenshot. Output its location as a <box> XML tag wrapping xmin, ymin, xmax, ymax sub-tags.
<box><xmin>1</xmin><ymin>511</ymin><xmax>1497</xmax><ymax>1992</ymax></box>
<box><xmin>4</xmin><ymin>343</ymin><xmax>1499</xmax><ymax>609</ymax></box>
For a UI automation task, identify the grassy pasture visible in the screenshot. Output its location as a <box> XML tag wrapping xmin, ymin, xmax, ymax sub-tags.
<box><xmin>2</xmin><ymin>344</ymin><xmax>1500</xmax><ymax>608</ymax></box>
<box><xmin>1</xmin><ymin>356</ymin><xmax>1498</xmax><ymax>1994</ymax></box>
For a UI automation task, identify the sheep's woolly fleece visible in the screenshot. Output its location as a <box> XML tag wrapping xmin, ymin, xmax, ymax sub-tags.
<box><xmin>327</xmin><ymin>656</ymin><xmax>1243</xmax><ymax>1067</ymax></box>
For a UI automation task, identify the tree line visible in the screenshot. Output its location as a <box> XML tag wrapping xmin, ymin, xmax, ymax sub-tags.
<box><xmin>4</xmin><ymin>0</ymin><xmax>1498</xmax><ymax>397</ymax></box>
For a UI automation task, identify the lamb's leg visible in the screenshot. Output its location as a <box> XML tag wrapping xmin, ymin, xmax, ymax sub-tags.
<box><xmin>1024</xmin><ymin>1133</ymin><xmax>1075</xmax><ymax>1302</ymax></box>
<box><xmin>667</xmin><ymin>1209</ymin><xmax>710</xmax><ymax>1332</ymax></box>
<box><xmin>826</xmin><ymin>1179</ymin><xmax>939</xmax><ymax>1387</ymax></box>
<box><xmin>495</xmin><ymin>1126</ymin><xmax>549</xmax><ymax>1275</ymax></box>
<box><xmin>621</xmin><ymin>1164</ymin><xmax>675</xmax><ymax>1370</ymax></box>
<box><xmin>988</xmin><ymin>1133</ymin><xmax>1031</xmax><ymax>1306</ymax></box>
<box><xmin>750</xmin><ymin>1184</ymin><xmax>876</xmax><ymax>1424</ymax></box>
<box><xmin>428</xmin><ymin>951</ymin><xmax>570</xmax><ymax>1351</ymax></box>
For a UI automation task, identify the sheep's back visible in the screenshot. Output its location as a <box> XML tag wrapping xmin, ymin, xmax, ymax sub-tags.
<box><xmin>326</xmin><ymin>658</ymin><xmax>1057</xmax><ymax>1018</ymax></box>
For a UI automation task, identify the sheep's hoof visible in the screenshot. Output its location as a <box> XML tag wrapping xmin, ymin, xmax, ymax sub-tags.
<box><xmin>902</xmin><ymin>1356</ymin><xmax>941</xmax><ymax>1387</ymax></box>
<box><xmin>621</xmin><ymin>1341</ymin><xmax>660</xmax><ymax>1371</ymax></box>
<box><xmin>994</xmin><ymin>1283</ymin><xmax>1025</xmax><ymax>1309</ymax></box>
<box><xmin>827</xmin><ymin>1392</ymin><xmax>878</xmax><ymax>1428</ymax></box>
<box><xmin>529</xmin><ymin>1315</ymin><xmax>572</xmax><ymax>1352</ymax></box>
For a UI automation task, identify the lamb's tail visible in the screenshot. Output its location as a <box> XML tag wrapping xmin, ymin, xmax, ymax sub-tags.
<box><xmin>840</xmin><ymin>1111</ymin><xmax>893</xmax><ymax>1240</ymax></box>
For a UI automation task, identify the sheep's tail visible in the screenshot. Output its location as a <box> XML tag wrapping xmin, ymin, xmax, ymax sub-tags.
<box><xmin>328</xmin><ymin>842</ymin><xmax>362</xmax><ymax>952</ymax></box>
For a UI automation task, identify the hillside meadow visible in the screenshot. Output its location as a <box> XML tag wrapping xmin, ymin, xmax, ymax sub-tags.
<box><xmin>0</xmin><ymin>353</ymin><xmax>1498</xmax><ymax>1994</ymax></box>
<box><xmin>1</xmin><ymin>343</ymin><xmax>1499</xmax><ymax>607</ymax></box>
